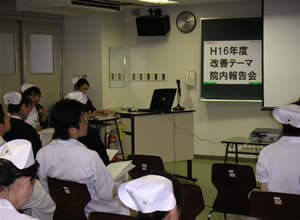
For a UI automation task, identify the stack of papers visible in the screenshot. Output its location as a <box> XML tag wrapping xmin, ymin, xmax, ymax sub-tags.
<box><xmin>106</xmin><ymin>149</ymin><xmax>135</xmax><ymax>182</ymax></box>
<box><xmin>107</xmin><ymin>160</ymin><xmax>135</xmax><ymax>182</ymax></box>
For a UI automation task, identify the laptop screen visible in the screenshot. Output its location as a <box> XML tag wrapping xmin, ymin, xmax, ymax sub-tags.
<box><xmin>149</xmin><ymin>88</ymin><xmax>177</xmax><ymax>113</ymax></box>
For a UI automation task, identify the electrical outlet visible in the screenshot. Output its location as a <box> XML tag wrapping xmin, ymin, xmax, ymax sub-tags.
<box><xmin>110</xmin><ymin>72</ymin><xmax>115</xmax><ymax>81</ymax></box>
<box><xmin>161</xmin><ymin>72</ymin><xmax>167</xmax><ymax>81</ymax></box>
<box><xmin>145</xmin><ymin>72</ymin><xmax>151</xmax><ymax>81</ymax></box>
<box><xmin>131</xmin><ymin>73</ymin><xmax>136</xmax><ymax>80</ymax></box>
<box><xmin>117</xmin><ymin>72</ymin><xmax>124</xmax><ymax>81</ymax></box>
<box><xmin>138</xmin><ymin>72</ymin><xmax>144</xmax><ymax>81</ymax></box>
<box><xmin>153</xmin><ymin>73</ymin><xmax>159</xmax><ymax>81</ymax></box>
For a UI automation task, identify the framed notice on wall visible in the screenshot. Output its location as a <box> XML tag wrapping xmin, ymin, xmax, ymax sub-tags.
<box><xmin>201</xmin><ymin>18</ymin><xmax>262</xmax><ymax>101</ymax></box>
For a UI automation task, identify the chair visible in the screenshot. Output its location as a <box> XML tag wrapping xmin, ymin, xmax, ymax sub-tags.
<box><xmin>47</xmin><ymin>177</ymin><xmax>91</xmax><ymax>220</ymax></box>
<box><xmin>89</xmin><ymin>212</ymin><xmax>135</xmax><ymax>220</ymax></box>
<box><xmin>208</xmin><ymin>163</ymin><xmax>256</xmax><ymax>220</ymax></box>
<box><xmin>127</xmin><ymin>154</ymin><xmax>165</xmax><ymax>179</ymax></box>
<box><xmin>180</xmin><ymin>183</ymin><xmax>205</xmax><ymax>220</ymax></box>
<box><xmin>250</xmin><ymin>191</ymin><xmax>300</xmax><ymax>220</ymax></box>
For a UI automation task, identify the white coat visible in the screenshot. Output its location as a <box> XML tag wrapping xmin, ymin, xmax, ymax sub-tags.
<box><xmin>0</xmin><ymin>136</ymin><xmax>55</xmax><ymax>220</ymax></box>
<box><xmin>256</xmin><ymin>136</ymin><xmax>300</xmax><ymax>194</ymax></box>
<box><xmin>21</xmin><ymin>180</ymin><xmax>55</xmax><ymax>220</ymax></box>
<box><xmin>0</xmin><ymin>199</ymin><xmax>38</xmax><ymax>220</ymax></box>
<box><xmin>37</xmin><ymin>138</ymin><xmax>129</xmax><ymax>217</ymax></box>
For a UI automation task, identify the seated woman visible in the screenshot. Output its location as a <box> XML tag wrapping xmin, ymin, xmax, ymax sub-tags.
<box><xmin>3</xmin><ymin>91</ymin><xmax>42</xmax><ymax>157</ymax></box>
<box><xmin>0</xmin><ymin>139</ymin><xmax>39</xmax><ymax>219</ymax></box>
<box><xmin>73</xmin><ymin>78</ymin><xmax>112</xmax><ymax>117</ymax></box>
<box><xmin>256</xmin><ymin>101</ymin><xmax>300</xmax><ymax>194</ymax></box>
<box><xmin>118</xmin><ymin>172</ymin><xmax>183</xmax><ymax>220</ymax></box>
<box><xmin>21</xmin><ymin>84</ymin><xmax>48</xmax><ymax>131</ymax></box>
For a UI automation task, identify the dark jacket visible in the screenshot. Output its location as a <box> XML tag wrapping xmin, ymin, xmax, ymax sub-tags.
<box><xmin>78</xmin><ymin>126</ymin><xmax>110</xmax><ymax>165</ymax></box>
<box><xmin>36</xmin><ymin>104</ymin><xmax>48</xmax><ymax>129</ymax></box>
<box><xmin>4</xmin><ymin>117</ymin><xmax>42</xmax><ymax>157</ymax></box>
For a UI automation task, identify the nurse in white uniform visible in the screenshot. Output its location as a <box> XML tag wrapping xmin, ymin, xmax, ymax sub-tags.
<box><xmin>21</xmin><ymin>84</ymin><xmax>48</xmax><ymax>131</ymax></box>
<box><xmin>256</xmin><ymin>103</ymin><xmax>300</xmax><ymax>194</ymax></box>
<box><xmin>0</xmin><ymin>139</ymin><xmax>39</xmax><ymax>220</ymax></box>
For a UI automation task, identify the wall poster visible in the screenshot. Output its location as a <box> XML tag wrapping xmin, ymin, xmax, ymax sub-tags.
<box><xmin>203</xmin><ymin>40</ymin><xmax>262</xmax><ymax>85</ymax></box>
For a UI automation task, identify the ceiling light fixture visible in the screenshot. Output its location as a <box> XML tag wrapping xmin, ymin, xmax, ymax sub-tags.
<box><xmin>138</xmin><ymin>0</ymin><xmax>178</xmax><ymax>4</ymax></box>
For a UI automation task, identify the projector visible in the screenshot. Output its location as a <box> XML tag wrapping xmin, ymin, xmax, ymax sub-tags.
<box><xmin>249</xmin><ymin>128</ymin><xmax>282</xmax><ymax>143</ymax></box>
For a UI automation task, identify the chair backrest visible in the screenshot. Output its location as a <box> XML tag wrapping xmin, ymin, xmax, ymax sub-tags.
<box><xmin>180</xmin><ymin>184</ymin><xmax>205</xmax><ymax>220</ymax></box>
<box><xmin>89</xmin><ymin>212</ymin><xmax>135</xmax><ymax>220</ymax></box>
<box><xmin>47</xmin><ymin>177</ymin><xmax>91</xmax><ymax>220</ymax></box>
<box><xmin>127</xmin><ymin>154</ymin><xmax>165</xmax><ymax>179</ymax></box>
<box><xmin>211</xmin><ymin>163</ymin><xmax>256</xmax><ymax>215</ymax></box>
<box><xmin>250</xmin><ymin>191</ymin><xmax>300</xmax><ymax>220</ymax></box>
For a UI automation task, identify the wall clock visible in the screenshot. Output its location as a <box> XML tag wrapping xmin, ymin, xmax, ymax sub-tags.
<box><xmin>176</xmin><ymin>11</ymin><xmax>196</xmax><ymax>33</ymax></box>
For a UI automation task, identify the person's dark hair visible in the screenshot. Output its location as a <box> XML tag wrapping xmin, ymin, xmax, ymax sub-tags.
<box><xmin>281</xmin><ymin>101</ymin><xmax>300</xmax><ymax>136</ymax></box>
<box><xmin>0</xmin><ymin>159</ymin><xmax>39</xmax><ymax>192</ymax></box>
<box><xmin>0</xmin><ymin>104</ymin><xmax>4</xmax><ymax>124</ymax></box>
<box><xmin>136</xmin><ymin>171</ymin><xmax>183</xmax><ymax>220</ymax></box>
<box><xmin>23</xmin><ymin>86</ymin><xmax>41</xmax><ymax>97</ymax></box>
<box><xmin>7</xmin><ymin>95</ymin><xmax>31</xmax><ymax>114</ymax></box>
<box><xmin>281</xmin><ymin>124</ymin><xmax>300</xmax><ymax>136</ymax></box>
<box><xmin>74</xmin><ymin>78</ymin><xmax>90</xmax><ymax>91</ymax></box>
<box><xmin>51</xmin><ymin>99</ymin><xmax>85</xmax><ymax>140</ymax></box>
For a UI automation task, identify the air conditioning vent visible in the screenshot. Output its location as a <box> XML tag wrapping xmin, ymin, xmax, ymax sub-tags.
<box><xmin>16</xmin><ymin>0</ymin><xmax>121</xmax><ymax>15</ymax></box>
<box><xmin>71</xmin><ymin>0</ymin><xmax>120</xmax><ymax>10</ymax></box>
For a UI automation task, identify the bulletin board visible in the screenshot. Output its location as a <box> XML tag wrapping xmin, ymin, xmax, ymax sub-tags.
<box><xmin>201</xmin><ymin>18</ymin><xmax>262</xmax><ymax>101</ymax></box>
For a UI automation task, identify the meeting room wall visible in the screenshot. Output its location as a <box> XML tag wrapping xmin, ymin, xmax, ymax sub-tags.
<box><xmin>122</xmin><ymin>1</ymin><xmax>279</xmax><ymax>157</ymax></box>
<box><xmin>63</xmin><ymin>1</ymin><xmax>280</xmax><ymax>157</ymax></box>
<box><xmin>63</xmin><ymin>13</ymin><xmax>128</xmax><ymax>108</ymax></box>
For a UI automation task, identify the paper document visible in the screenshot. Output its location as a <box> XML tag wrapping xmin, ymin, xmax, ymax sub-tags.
<box><xmin>38</xmin><ymin>128</ymin><xmax>54</xmax><ymax>146</ymax></box>
<box><xmin>38</xmin><ymin>127</ymin><xmax>54</xmax><ymax>135</ymax></box>
<box><xmin>106</xmin><ymin>149</ymin><xmax>119</xmax><ymax>161</ymax></box>
<box><xmin>107</xmin><ymin>160</ymin><xmax>135</xmax><ymax>182</ymax></box>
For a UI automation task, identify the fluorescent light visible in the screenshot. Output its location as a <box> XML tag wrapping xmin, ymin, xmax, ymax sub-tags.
<box><xmin>139</xmin><ymin>0</ymin><xmax>178</xmax><ymax>4</ymax></box>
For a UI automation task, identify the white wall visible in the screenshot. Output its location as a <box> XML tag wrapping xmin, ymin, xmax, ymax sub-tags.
<box><xmin>120</xmin><ymin>1</ymin><xmax>279</xmax><ymax>157</ymax></box>
<box><xmin>63</xmin><ymin>14</ymin><xmax>103</xmax><ymax>108</ymax></box>
<box><xmin>63</xmin><ymin>1</ymin><xmax>281</xmax><ymax>157</ymax></box>
<box><xmin>263</xmin><ymin>0</ymin><xmax>300</xmax><ymax>108</ymax></box>
<box><xmin>64</xmin><ymin>12</ymin><xmax>127</xmax><ymax>109</ymax></box>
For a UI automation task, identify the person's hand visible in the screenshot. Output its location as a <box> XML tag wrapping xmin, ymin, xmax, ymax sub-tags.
<box><xmin>94</xmin><ymin>109</ymin><xmax>111</xmax><ymax>116</ymax></box>
<box><xmin>102</xmin><ymin>109</ymin><xmax>121</xmax><ymax>118</ymax></box>
<box><xmin>114</xmin><ymin>113</ymin><xmax>121</xmax><ymax>119</ymax></box>
<box><xmin>92</xmin><ymin>109</ymin><xmax>112</xmax><ymax>116</ymax></box>
<box><xmin>38</xmin><ymin>108</ymin><xmax>47</xmax><ymax>122</ymax></box>
<box><xmin>89</xmin><ymin>109</ymin><xmax>121</xmax><ymax>119</ymax></box>
<box><xmin>35</xmin><ymin>125</ymin><xmax>43</xmax><ymax>132</ymax></box>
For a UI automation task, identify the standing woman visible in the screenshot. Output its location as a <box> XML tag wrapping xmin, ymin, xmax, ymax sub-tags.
<box><xmin>0</xmin><ymin>139</ymin><xmax>39</xmax><ymax>220</ymax></box>
<box><xmin>21</xmin><ymin>84</ymin><xmax>48</xmax><ymax>131</ymax></box>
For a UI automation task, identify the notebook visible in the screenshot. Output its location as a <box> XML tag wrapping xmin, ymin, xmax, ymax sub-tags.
<box><xmin>138</xmin><ymin>88</ymin><xmax>177</xmax><ymax>113</ymax></box>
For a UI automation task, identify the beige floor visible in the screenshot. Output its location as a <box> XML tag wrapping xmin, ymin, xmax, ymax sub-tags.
<box><xmin>164</xmin><ymin>158</ymin><xmax>257</xmax><ymax>220</ymax></box>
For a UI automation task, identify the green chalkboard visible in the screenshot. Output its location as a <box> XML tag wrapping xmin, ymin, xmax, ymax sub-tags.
<box><xmin>201</xmin><ymin>17</ymin><xmax>262</xmax><ymax>100</ymax></box>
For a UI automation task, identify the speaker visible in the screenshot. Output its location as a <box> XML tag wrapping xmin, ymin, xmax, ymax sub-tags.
<box><xmin>136</xmin><ymin>15</ymin><xmax>170</xmax><ymax>36</ymax></box>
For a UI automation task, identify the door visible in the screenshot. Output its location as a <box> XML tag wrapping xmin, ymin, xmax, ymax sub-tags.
<box><xmin>0</xmin><ymin>20</ymin><xmax>21</xmax><ymax>100</ymax></box>
<box><xmin>22</xmin><ymin>21</ymin><xmax>62</xmax><ymax>110</ymax></box>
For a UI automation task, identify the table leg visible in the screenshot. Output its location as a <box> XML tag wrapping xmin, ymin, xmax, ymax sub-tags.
<box><xmin>174</xmin><ymin>160</ymin><xmax>197</xmax><ymax>183</ymax></box>
<box><xmin>114</xmin><ymin>120</ymin><xmax>125</xmax><ymax>160</ymax></box>
<box><xmin>235</xmin><ymin>143</ymin><xmax>238</xmax><ymax>164</ymax></box>
<box><xmin>224</xmin><ymin>144</ymin><xmax>230</xmax><ymax>163</ymax></box>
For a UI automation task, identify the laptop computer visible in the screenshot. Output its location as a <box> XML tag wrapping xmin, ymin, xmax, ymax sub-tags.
<box><xmin>138</xmin><ymin>88</ymin><xmax>177</xmax><ymax>113</ymax></box>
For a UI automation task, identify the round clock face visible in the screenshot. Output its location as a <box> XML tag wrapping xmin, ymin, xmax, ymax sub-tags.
<box><xmin>176</xmin><ymin>11</ymin><xmax>196</xmax><ymax>33</ymax></box>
